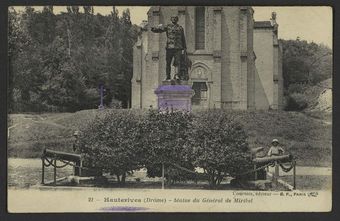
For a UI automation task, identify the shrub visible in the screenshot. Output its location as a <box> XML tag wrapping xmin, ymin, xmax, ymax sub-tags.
<box><xmin>82</xmin><ymin>88</ymin><xmax>100</xmax><ymax>109</ymax></box>
<box><xmin>78</xmin><ymin>110</ymin><xmax>143</xmax><ymax>184</ymax></box>
<box><xmin>77</xmin><ymin>109</ymin><xmax>253</xmax><ymax>187</ymax></box>
<box><xmin>186</xmin><ymin>110</ymin><xmax>252</xmax><ymax>188</ymax></box>
<box><xmin>287</xmin><ymin>83</ymin><xmax>307</xmax><ymax>94</ymax></box>
<box><xmin>286</xmin><ymin>92</ymin><xmax>308</xmax><ymax>111</ymax></box>
<box><xmin>109</xmin><ymin>99</ymin><xmax>122</xmax><ymax>109</ymax></box>
<box><xmin>140</xmin><ymin>109</ymin><xmax>195</xmax><ymax>183</ymax></box>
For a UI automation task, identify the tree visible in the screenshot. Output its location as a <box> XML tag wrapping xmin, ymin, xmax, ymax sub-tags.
<box><xmin>78</xmin><ymin>110</ymin><xmax>143</xmax><ymax>184</ymax></box>
<box><xmin>140</xmin><ymin>109</ymin><xmax>195</xmax><ymax>183</ymax></box>
<box><xmin>83</xmin><ymin>6</ymin><xmax>93</xmax><ymax>15</ymax></box>
<box><xmin>8</xmin><ymin>7</ymin><xmax>30</xmax><ymax>112</ymax></box>
<box><xmin>9</xmin><ymin>7</ymin><xmax>45</xmax><ymax>112</ymax></box>
<box><xmin>280</xmin><ymin>39</ymin><xmax>332</xmax><ymax>111</ymax></box>
<box><xmin>40</xmin><ymin>36</ymin><xmax>86</xmax><ymax>111</ymax></box>
<box><xmin>281</xmin><ymin>39</ymin><xmax>332</xmax><ymax>88</ymax></box>
<box><xmin>8</xmin><ymin>6</ymin><xmax>139</xmax><ymax>112</ymax></box>
<box><xmin>115</xmin><ymin>9</ymin><xmax>139</xmax><ymax>108</ymax></box>
<box><xmin>186</xmin><ymin>110</ymin><xmax>252</xmax><ymax>188</ymax></box>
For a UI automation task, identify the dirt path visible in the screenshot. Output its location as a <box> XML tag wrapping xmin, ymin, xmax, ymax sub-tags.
<box><xmin>268</xmin><ymin>166</ymin><xmax>331</xmax><ymax>176</ymax></box>
<box><xmin>311</xmin><ymin>116</ymin><xmax>332</xmax><ymax>126</ymax></box>
<box><xmin>303</xmin><ymin>112</ymin><xmax>332</xmax><ymax>125</ymax></box>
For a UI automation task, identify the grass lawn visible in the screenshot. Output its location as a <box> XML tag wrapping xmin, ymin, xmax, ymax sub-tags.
<box><xmin>234</xmin><ymin>110</ymin><xmax>331</xmax><ymax>167</ymax></box>
<box><xmin>8</xmin><ymin>109</ymin><xmax>331</xmax><ymax>167</ymax></box>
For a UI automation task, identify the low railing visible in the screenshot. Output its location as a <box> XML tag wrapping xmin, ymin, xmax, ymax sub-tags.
<box><xmin>253</xmin><ymin>154</ymin><xmax>296</xmax><ymax>189</ymax></box>
<box><xmin>41</xmin><ymin>148</ymin><xmax>82</xmax><ymax>186</ymax></box>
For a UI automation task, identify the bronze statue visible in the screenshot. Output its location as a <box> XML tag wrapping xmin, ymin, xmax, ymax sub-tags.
<box><xmin>151</xmin><ymin>16</ymin><xmax>190</xmax><ymax>81</ymax></box>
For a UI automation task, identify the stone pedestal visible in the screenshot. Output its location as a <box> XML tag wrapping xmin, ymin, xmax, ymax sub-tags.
<box><xmin>154</xmin><ymin>80</ymin><xmax>194</xmax><ymax>112</ymax></box>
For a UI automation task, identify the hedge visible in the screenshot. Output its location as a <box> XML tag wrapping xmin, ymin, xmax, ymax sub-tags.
<box><xmin>78</xmin><ymin>109</ymin><xmax>252</xmax><ymax>187</ymax></box>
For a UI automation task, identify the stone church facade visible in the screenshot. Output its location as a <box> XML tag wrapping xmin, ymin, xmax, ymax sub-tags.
<box><xmin>131</xmin><ymin>6</ymin><xmax>283</xmax><ymax>110</ymax></box>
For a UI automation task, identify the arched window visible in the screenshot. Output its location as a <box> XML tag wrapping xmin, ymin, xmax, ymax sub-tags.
<box><xmin>195</xmin><ymin>7</ymin><xmax>205</xmax><ymax>50</ymax></box>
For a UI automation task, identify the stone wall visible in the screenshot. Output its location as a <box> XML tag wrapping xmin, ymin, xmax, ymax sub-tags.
<box><xmin>254</xmin><ymin>27</ymin><xmax>273</xmax><ymax>109</ymax></box>
<box><xmin>254</xmin><ymin>21</ymin><xmax>284</xmax><ymax>110</ymax></box>
<box><xmin>253</xmin><ymin>19</ymin><xmax>284</xmax><ymax>110</ymax></box>
<box><xmin>278</xmin><ymin>43</ymin><xmax>284</xmax><ymax>110</ymax></box>
<box><xmin>254</xmin><ymin>67</ymin><xmax>270</xmax><ymax>108</ymax></box>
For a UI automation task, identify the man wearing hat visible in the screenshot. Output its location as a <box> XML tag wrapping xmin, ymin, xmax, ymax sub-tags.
<box><xmin>73</xmin><ymin>130</ymin><xmax>80</xmax><ymax>152</ymax></box>
<box><xmin>72</xmin><ymin>130</ymin><xmax>81</xmax><ymax>176</ymax></box>
<box><xmin>151</xmin><ymin>15</ymin><xmax>187</xmax><ymax>80</ymax></box>
<box><xmin>267</xmin><ymin>139</ymin><xmax>285</xmax><ymax>156</ymax></box>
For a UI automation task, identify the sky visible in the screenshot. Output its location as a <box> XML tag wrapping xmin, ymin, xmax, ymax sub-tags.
<box><xmin>12</xmin><ymin>6</ymin><xmax>332</xmax><ymax>48</ymax></box>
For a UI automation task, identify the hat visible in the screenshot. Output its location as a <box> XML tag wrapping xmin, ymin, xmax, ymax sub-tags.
<box><xmin>272</xmin><ymin>139</ymin><xmax>279</xmax><ymax>144</ymax></box>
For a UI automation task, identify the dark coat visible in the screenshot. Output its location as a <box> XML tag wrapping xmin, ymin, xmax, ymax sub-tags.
<box><xmin>151</xmin><ymin>23</ymin><xmax>186</xmax><ymax>50</ymax></box>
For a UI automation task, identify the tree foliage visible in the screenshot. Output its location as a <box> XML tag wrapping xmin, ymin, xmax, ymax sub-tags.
<box><xmin>78</xmin><ymin>110</ymin><xmax>143</xmax><ymax>184</ymax></box>
<box><xmin>281</xmin><ymin>39</ymin><xmax>332</xmax><ymax>87</ymax></box>
<box><xmin>78</xmin><ymin>109</ymin><xmax>252</xmax><ymax>188</ymax></box>
<box><xmin>186</xmin><ymin>110</ymin><xmax>252</xmax><ymax>188</ymax></box>
<box><xmin>8</xmin><ymin>7</ymin><xmax>139</xmax><ymax>112</ymax></box>
<box><xmin>280</xmin><ymin>39</ymin><xmax>332</xmax><ymax>111</ymax></box>
<box><xmin>140</xmin><ymin>109</ymin><xmax>195</xmax><ymax>183</ymax></box>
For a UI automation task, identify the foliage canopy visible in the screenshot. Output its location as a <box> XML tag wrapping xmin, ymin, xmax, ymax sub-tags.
<box><xmin>78</xmin><ymin>109</ymin><xmax>252</xmax><ymax>187</ymax></box>
<box><xmin>8</xmin><ymin>6</ymin><xmax>138</xmax><ymax>112</ymax></box>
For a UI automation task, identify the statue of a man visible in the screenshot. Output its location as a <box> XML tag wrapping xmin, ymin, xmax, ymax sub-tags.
<box><xmin>151</xmin><ymin>16</ymin><xmax>187</xmax><ymax>80</ymax></box>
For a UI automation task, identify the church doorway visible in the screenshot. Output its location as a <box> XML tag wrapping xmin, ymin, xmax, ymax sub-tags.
<box><xmin>192</xmin><ymin>81</ymin><xmax>208</xmax><ymax>108</ymax></box>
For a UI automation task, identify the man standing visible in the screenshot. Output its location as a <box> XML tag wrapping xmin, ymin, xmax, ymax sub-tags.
<box><xmin>72</xmin><ymin>130</ymin><xmax>81</xmax><ymax>176</ymax></box>
<box><xmin>151</xmin><ymin>16</ymin><xmax>187</xmax><ymax>80</ymax></box>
